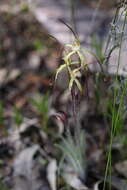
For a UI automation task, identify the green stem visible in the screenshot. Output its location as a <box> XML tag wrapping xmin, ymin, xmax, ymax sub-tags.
<box><xmin>103</xmin><ymin>8</ymin><xmax>127</xmax><ymax>190</ymax></box>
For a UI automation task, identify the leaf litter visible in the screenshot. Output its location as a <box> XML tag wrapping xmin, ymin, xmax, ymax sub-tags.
<box><xmin>0</xmin><ymin>1</ymin><xmax>127</xmax><ymax>190</ymax></box>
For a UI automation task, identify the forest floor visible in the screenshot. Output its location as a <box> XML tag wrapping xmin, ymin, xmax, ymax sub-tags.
<box><xmin>0</xmin><ymin>1</ymin><xmax>127</xmax><ymax>190</ymax></box>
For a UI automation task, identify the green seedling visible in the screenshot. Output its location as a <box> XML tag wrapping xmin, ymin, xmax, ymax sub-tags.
<box><xmin>20</xmin><ymin>3</ymin><xmax>29</xmax><ymax>13</ymax></box>
<box><xmin>13</xmin><ymin>106</ymin><xmax>23</xmax><ymax>127</ymax></box>
<box><xmin>31</xmin><ymin>93</ymin><xmax>49</xmax><ymax>130</ymax></box>
<box><xmin>92</xmin><ymin>35</ymin><xmax>105</xmax><ymax>64</ymax></box>
<box><xmin>33</xmin><ymin>40</ymin><xmax>45</xmax><ymax>52</ymax></box>
<box><xmin>0</xmin><ymin>160</ymin><xmax>4</xmax><ymax>166</ymax></box>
